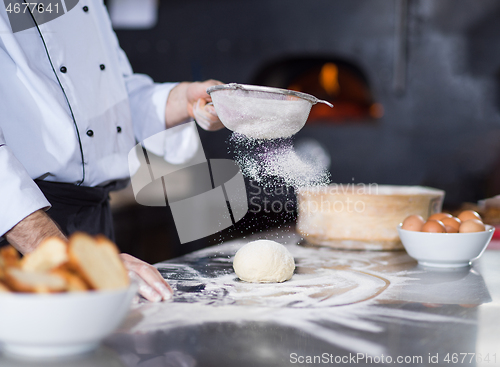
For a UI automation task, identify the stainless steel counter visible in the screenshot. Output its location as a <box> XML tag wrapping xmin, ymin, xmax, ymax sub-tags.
<box><xmin>3</xmin><ymin>228</ymin><xmax>499</xmax><ymax>367</ymax></box>
<box><xmin>105</xmin><ymin>228</ymin><xmax>500</xmax><ymax>367</ymax></box>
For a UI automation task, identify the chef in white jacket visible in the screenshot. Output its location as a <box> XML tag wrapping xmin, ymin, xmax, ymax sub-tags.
<box><xmin>0</xmin><ymin>1</ymin><xmax>223</xmax><ymax>301</ymax></box>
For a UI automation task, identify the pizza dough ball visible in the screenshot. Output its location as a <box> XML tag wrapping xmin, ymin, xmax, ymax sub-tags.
<box><xmin>233</xmin><ymin>240</ymin><xmax>295</xmax><ymax>283</ymax></box>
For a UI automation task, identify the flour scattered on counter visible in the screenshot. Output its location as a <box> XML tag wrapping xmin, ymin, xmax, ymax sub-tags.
<box><xmin>114</xmin><ymin>231</ymin><xmax>480</xmax><ymax>363</ymax></box>
<box><xmin>125</xmin><ymin>295</ymin><xmax>473</xmax><ymax>357</ymax></box>
<box><xmin>154</xmin><ymin>230</ymin><xmax>411</xmax><ymax>309</ymax></box>
<box><xmin>125</xmin><ymin>302</ymin><xmax>387</xmax><ymax>356</ymax></box>
<box><xmin>229</xmin><ymin>133</ymin><xmax>330</xmax><ymax>189</ymax></box>
<box><xmin>120</xmin><ymin>232</ymin><xmax>477</xmax><ymax>358</ymax></box>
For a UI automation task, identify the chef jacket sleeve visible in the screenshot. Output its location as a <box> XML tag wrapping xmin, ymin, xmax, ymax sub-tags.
<box><xmin>116</xmin><ymin>51</ymin><xmax>200</xmax><ymax>165</ymax></box>
<box><xmin>99</xmin><ymin>2</ymin><xmax>199</xmax><ymax>164</ymax></box>
<box><xmin>0</xmin><ymin>13</ymin><xmax>51</xmax><ymax>237</ymax></box>
<box><xmin>0</xmin><ymin>129</ymin><xmax>51</xmax><ymax>237</ymax></box>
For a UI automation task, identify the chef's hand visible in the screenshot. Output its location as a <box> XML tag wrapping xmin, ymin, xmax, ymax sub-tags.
<box><xmin>165</xmin><ymin>80</ymin><xmax>224</xmax><ymax>131</ymax></box>
<box><xmin>120</xmin><ymin>253</ymin><xmax>173</xmax><ymax>302</ymax></box>
<box><xmin>187</xmin><ymin>80</ymin><xmax>224</xmax><ymax>131</ymax></box>
<box><xmin>192</xmin><ymin>98</ymin><xmax>223</xmax><ymax>131</ymax></box>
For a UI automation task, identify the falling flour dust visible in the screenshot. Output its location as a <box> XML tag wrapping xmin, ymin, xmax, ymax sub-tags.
<box><xmin>229</xmin><ymin>133</ymin><xmax>331</xmax><ymax>190</ymax></box>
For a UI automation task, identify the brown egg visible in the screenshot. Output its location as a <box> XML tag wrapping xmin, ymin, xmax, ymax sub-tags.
<box><xmin>421</xmin><ymin>220</ymin><xmax>446</xmax><ymax>233</ymax></box>
<box><xmin>428</xmin><ymin>212</ymin><xmax>453</xmax><ymax>221</ymax></box>
<box><xmin>444</xmin><ymin>225</ymin><xmax>458</xmax><ymax>233</ymax></box>
<box><xmin>401</xmin><ymin>215</ymin><xmax>425</xmax><ymax>231</ymax></box>
<box><xmin>459</xmin><ymin>219</ymin><xmax>486</xmax><ymax>233</ymax></box>
<box><xmin>440</xmin><ymin>216</ymin><xmax>461</xmax><ymax>232</ymax></box>
<box><xmin>457</xmin><ymin>210</ymin><xmax>482</xmax><ymax>223</ymax></box>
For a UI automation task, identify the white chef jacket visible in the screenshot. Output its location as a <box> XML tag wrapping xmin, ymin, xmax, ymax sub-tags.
<box><xmin>0</xmin><ymin>1</ymin><xmax>198</xmax><ymax>236</ymax></box>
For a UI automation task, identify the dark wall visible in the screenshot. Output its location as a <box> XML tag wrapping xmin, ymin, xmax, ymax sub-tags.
<box><xmin>114</xmin><ymin>0</ymin><xmax>500</xmax><ymax>205</ymax></box>
<box><xmin>111</xmin><ymin>0</ymin><xmax>500</xmax><ymax>261</ymax></box>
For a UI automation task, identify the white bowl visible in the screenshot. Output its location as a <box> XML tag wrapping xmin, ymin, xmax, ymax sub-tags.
<box><xmin>0</xmin><ymin>284</ymin><xmax>137</xmax><ymax>358</ymax></box>
<box><xmin>397</xmin><ymin>224</ymin><xmax>495</xmax><ymax>268</ymax></box>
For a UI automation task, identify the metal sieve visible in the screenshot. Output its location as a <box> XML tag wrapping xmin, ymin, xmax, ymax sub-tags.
<box><xmin>207</xmin><ymin>83</ymin><xmax>333</xmax><ymax>139</ymax></box>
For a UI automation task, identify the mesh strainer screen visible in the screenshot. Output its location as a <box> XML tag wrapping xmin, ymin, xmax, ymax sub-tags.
<box><xmin>209</xmin><ymin>86</ymin><xmax>313</xmax><ymax>139</ymax></box>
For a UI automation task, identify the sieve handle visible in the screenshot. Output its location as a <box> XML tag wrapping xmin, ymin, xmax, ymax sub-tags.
<box><xmin>315</xmin><ymin>99</ymin><xmax>333</xmax><ymax>108</ymax></box>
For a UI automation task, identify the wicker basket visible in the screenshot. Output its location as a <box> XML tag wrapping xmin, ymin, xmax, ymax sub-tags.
<box><xmin>297</xmin><ymin>185</ymin><xmax>444</xmax><ymax>250</ymax></box>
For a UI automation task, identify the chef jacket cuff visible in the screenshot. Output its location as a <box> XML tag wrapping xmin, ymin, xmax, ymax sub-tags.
<box><xmin>151</xmin><ymin>82</ymin><xmax>178</xmax><ymax>127</ymax></box>
<box><xmin>0</xmin><ymin>145</ymin><xmax>51</xmax><ymax>237</ymax></box>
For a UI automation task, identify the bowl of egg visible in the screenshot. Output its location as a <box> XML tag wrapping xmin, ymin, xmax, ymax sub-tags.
<box><xmin>397</xmin><ymin>210</ymin><xmax>495</xmax><ymax>268</ymax></box>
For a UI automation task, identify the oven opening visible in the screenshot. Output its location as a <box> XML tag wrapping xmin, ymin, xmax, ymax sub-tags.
<box><xmin>252</xmin><ymin>57</ymin><xmax>383</xmax><ymax>124</ymax></box>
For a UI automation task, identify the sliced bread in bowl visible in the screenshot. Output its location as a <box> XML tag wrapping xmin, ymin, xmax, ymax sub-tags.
<box><xmin>68</xmin><ymin>232</ymin><xmax>129</xmax><ymax>290</ymax></box>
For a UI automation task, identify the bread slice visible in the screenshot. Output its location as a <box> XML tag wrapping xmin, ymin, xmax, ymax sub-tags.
<box><xmin>0</xmin><ymin>257</ymin><xmax>4</xmax><ymax>280</ymax></box>
<box><xmin>68</xmin><ymin>232</ymin><xmax>129</xmax><ymax>290</ymax></box>
<box><xmin>4</xmin><ymin>268</ymin><xmax>67</xmax><ymax>293</ymax></box>
<box><xmin>0</xmin><ymin>246</ymin><xmax>20</xmax><ymax>268</ymax></box>
<box><xmin>21</xmin><ymin>237</ymin><xmax>68</xmax><ymax>273</ymax></box>
<box><xmin>51</xmin><ymin>268</ymin><xmax>89</xmax><ymax>292</ymax></box>
<box><xmin>0</xmin><ymin>281</ymin><xmax>11</xmax><ymax>292</ymax></box>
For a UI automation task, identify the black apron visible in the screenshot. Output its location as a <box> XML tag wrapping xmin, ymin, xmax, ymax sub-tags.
<box><xmin>34</xmin><ymin>180</ymin><xmax>128</xmax><ymax>242</ymax></box>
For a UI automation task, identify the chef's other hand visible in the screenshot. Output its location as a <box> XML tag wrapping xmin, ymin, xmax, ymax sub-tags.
<box><xmin>192</xmin><ymin>99</ymin><xmax>224</xmax><ymax>131</ymax></box>
<box><xmin>120</xmin><ymin>253</ymin><xmax>173</xmax><ymax>302</ymax></box>
<box><xmin>166</xmin><ymin>79</ymin><xmax>224</xmax><ymax>130</ymax></box>
<box><xmin>187</xmin><ymin>80</ymin><xmax>224</xmax><ymax>131</ymax></box>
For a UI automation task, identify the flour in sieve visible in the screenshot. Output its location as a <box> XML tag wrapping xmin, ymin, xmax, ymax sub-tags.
<box><xmin>229</xmin><ymin>133</ymin><xmax>330</xmax><ymax>190</ymax></box>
